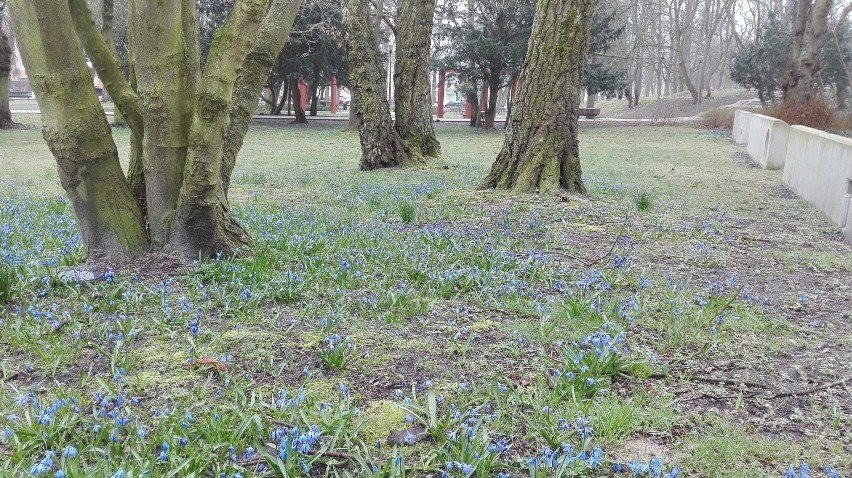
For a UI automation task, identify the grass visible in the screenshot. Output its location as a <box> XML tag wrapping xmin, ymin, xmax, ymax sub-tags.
<box><xmin>0</xmin><ymin>120</ymin><xmax>850</xmax><ymax>477</ymax></box>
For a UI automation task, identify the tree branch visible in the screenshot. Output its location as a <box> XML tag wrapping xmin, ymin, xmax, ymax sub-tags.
<box><xmin>67</xmin><ymin>0</ymin><xmax>143</xmax><ymax>141</ymax></box>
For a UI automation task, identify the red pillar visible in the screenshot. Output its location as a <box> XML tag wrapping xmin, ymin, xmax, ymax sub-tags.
<box><xmin>330</xmin><ymin>76</ymin><xmax>338</xmax><ymax>114</ymax></box>
<box><xmin>511</xmin><ymin>79</ymin><xmax>518</xmax><ymax>100</ymax></box>
<box><xmin>464</xmin><ymin>97</ymin><xmax>471</xmax><ymax>118</ymax></box>
<box><xmin>480</xmin><ymin>81</ymin><xmax>489</xmax><ymax>113</ymax></box>
<box><xmin>298</xmin><ymin>79</ymin><xmax>307</xmax><ymax>111</ymax></box>
<box><xmin>437</xmin><ymin>70</ymin><xmax>446</xmax><ymax>119</ymax></box>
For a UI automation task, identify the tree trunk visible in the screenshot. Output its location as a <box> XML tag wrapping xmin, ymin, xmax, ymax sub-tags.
<box><xmin>673</xmin><ymin>0</ymin><xmax>699</xmax><ymax>104</ymax></box>
<box><xmin>0</xmin><ymin>19</ymin><xmax>13</xmax><ymax>129</ymax></box>
<box><xmin>480</xmin><ymin>0</ymin><xmax>592</xmax><ymax>194</ymax></box>
<box><xmin>348</xmin><ymin>90</ymin><xmax>359</xmax><ymax>129</ymax></box>
<box><xmin>783</xmin><ymin>0</ymin><xmax>834</xmax><ymax>104</ymax></box>
<box><xmin>467</xmin><ymin>89</ymin><xmax>480</xmax><ymax>127</ymax></box>
<box><xmin>13</xmin><ymin>0</ymin><xmax>302</xmax><ymax>262</ymax></box>
<box><xmin>633</xmin><ymin>60</ymin><xmax>643</xmax><ymax>107</ymax></box>
<box><xmin>169</xmin><ymin>0</ymin><xmax>267</xmax><ymax>258</ymax></box>
<box><xmin>393</xmin><ymin>0</ymin><xmax>441</xmax><ymax>160</ymax></box>
<box><xmin>291</xmin><ymin>78</ymin><xmax>307</xmax><ymax>123</ymax></box>
<box><xmin>343</xmin><ymin>0</ymin><xmax>414</xmax><ymax>170</ymax></box>
<box><xmin>484</xmin><ymin>73</ymin><xmax>501</xmax><ymax>129</ymax></box>
<box><xmin>11</xmin><ymin>0</ymin><xmax>149</xmax><ymax>261</ymax></box>
<box><xmin>309</xmin><ymin>79</ymin><xmax>319</xmax><ymax>116</ymax></box>
<box><xmin>101</xmin><ymin>0</ymin><xmax>127</xmax><ymax>127</ymax></box>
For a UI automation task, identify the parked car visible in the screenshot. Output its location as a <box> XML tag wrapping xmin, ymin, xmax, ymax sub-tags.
<box><xmin>444</xmin><ymin>100</ymin><xmax>465</xmax><ymax>113</ymax></box>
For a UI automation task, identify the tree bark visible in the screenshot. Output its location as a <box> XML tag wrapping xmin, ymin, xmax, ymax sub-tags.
<box><xmin>101</xmin><ymin>0</ymin><xmax>128</xmax><ymax>126</ymax></box>
<box><xmin>393</xmin><ymin>0</ymin><xmax>440</xmax><ymax>159</ymax></box>
<box><xmin>14</xmin><ymin>0</ymin><xmax>302</xmax><ymax>263</ymax></box>
<box><xmin>673</xmin><ymin>0</ymin><xmax>699</xmax><ymax>104</ymax></box>
<box><xmin>0</xmin><ymin>15</ymin><xmax>13</xmax><ymax>129</ymax></box>
<box><xmin>783</xmin><ymin>0</ymin><xmax>834</xmax><ymax>104</ymax></box>
<box><xmin>480</xmin><ymin>0</ymin><xmax>592</xmax><ymax>194</ymax></box>
<box><xmin>291</xmin><ymin>78</ymin><xmax>307</xmax><ymax>123</ymax></box>
<box><xmin>343</xmin><ymin>0</ymin><xmax>414</xmax><ymax>170</ymax></box>
<box><xmin>467</xmin><ymin>89</ymin><xmax>480</xmax><ymax>127</ymax></box>
<box><xmin>170</xmin><ymin>0</ymin><xmax>268</xmax><ymax>258</ymax></box>
<box><xmin>484</xmin><ymin>73</ymin><xmax>501</xmax><ymax>129</ymax></box>
<box><xmin>10</xmin><ymin>0</ymin><xmax>149</xmax><ymax>261</ymax></box>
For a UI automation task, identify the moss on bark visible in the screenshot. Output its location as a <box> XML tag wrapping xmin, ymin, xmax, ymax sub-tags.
<box><xmin>343</xmin><ymin>0</ymin><xmax>415</xmax><ymax>170</ymax></box>
<box><xmin>393</xmin><ymin>0</ymin><xmax>441</xmax><ymax>160</ymax></box>
<box><xmin>10</xmin><ymin>0</ymin><xmax>148</xmax><ymax>261</ymax></box>
<box><xmin>480</xmin><ymin>0</ymin><xmax>591</xmax><ymax>194</ymax></box>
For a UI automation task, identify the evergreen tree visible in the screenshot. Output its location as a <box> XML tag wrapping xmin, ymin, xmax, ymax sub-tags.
<box><xmin>583</xmin><ymin>7</ymin><xmax>628</xmax><ymax>108</ymax></box>
<box><xmin>437</xmin><ymin>0</ymin><xmax>535</xmax><ymax>128</ymax></box>
<box><xmin>730</xmin><ymin>15</ymin><xmax>791</xmax><ymax>105</ymax></box>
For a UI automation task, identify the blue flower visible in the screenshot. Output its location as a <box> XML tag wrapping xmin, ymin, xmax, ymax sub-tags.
<box><xmin>62</xmin><ymin>446</ymin><xmax>77</xmax><ymax>459</ymax></box>
<box><xmin>109</xmin><ymin>468</ymin><xmax>126</xmax><ymax>478</ymax></box>
<box><xmin>649</xmin><ymin>456</ymin><xmax>663</xmax><ymax>476</ymax></box>
<box><xmin>29</xmin><ymin>463</ymin><xmax>50</xmax><ymax>476</ymax></box>
<box><xmin>54</xmin><ymin>471</ymin><xmax>66</xmax><ymax>478</ymax></box>
<box><xmin>587</xmin><ymin>447</ymin><xmax>603</xmax><ymax>467</ymax></box>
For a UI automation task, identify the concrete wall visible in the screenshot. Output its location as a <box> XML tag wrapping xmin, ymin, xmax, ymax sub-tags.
<box><xmin>844</xmin><ymin>196</ymin><xmax>852</xmax><ymax>244</ymax></box>
<box><xmin>746</xmin><ymin>114</ymin><xmax>790</xmax><ymax>170</ymax></box>
<box><xmin>732</xmin><ymin>110</ymin><xmax>752</xmax><ymax>144</ymax></box>
<box><xmin>783</xmin><ymin>125</ymin><xmax>852</xmax><ymax>244</ymax></box>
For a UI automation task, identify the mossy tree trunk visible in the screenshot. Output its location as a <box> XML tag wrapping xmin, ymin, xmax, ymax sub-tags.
<box><xmin>343</xmin><ymin>0</ymin><xmax>414</xmax><ymax>170</ymax></box>
<box><xmin>0</xmin><ymin>16</ymin><xmax>12</xmax><ymax>129</ymax></box>
<box><xmin>480</xmin><ymin>0</ymin><xmax>592</xmax><ymax>194</ymax></box>
<box><xmin>393</xmin><ymin>0</ymin><xmax>440</xmax><ymax>160</ymax></box>
<box><xmin>10</xmin><ymin>0</ymin><xmax>148</xmax><ymax>261</ymax></box>
<box><xmin>11</xmin><ymin>0</ymin><xmax>302</xmax><ymax>263</ymax></box>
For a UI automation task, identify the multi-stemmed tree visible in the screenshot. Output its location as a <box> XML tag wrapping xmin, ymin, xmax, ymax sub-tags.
<box><xmin>342</xmin><ymin>0</ymin><xmax>441</xmax><ymax>169</ymax></box>
<box><xmin>10</xmin><ymin>0</ymin><xmax>302</xmax><ymax>262</ymax></box>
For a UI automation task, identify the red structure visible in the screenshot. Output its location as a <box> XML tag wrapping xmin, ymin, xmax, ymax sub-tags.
<box><xmin>464</xmin><ymin>97</ymin><xmax>472</xmax><ymax>118</ymax></box>
<box><xmin>330</xmin><ymin>76</ymin><xmax>338</xmax><ymax>114</ymax></box>
<box><xmin>437</xmin><ymin>70</ymin><xmax>446</xmax><ymax>119</ymax></box>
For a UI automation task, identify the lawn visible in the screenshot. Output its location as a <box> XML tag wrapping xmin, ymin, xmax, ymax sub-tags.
<box><xmin>0</xmin><ymin>119</ymin><xmax>850</xmax><ymax>478</ymax></box>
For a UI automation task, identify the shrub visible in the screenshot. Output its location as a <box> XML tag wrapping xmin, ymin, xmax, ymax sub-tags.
<box><xmin>700</xmin><ymin>108</ymin><xmax>736</xmax><ymax>130</ymax></box>
<box><xmin>768</xmin><ymin>97</ymin><xmax>834</xmax><ymax>130</ymax></box>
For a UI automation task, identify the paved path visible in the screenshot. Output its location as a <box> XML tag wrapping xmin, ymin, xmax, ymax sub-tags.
<box><xmin>12</xmin><ymin>109</ymin><xmax>699</xmax><ymax>125</ymax></box>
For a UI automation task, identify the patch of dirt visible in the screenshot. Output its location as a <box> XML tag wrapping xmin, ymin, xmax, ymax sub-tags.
<box><xmin>735</xmin><ymin>152</ymin><xmax>760</xmax><ymax>168</ymax></box>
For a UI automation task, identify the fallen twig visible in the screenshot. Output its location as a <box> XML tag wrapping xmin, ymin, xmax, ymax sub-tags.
<box><xmin>756</xmin><ymin>375</ymin><xmax>852</xmax><ymax>400</ymax></box>
<box><xmin>239</xmin><ymin>448</ymin><xmax>360</xmax><ymax>469</ymax></box>
<box><xmin>549</xmin><ymin>213</ymin><xmax>630</xmax><ymax>267</ymax></box>
<box><xmin>650</xmin><ymin>372</ymin><xmax>765</xmax><ymax>389</ymax></box>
